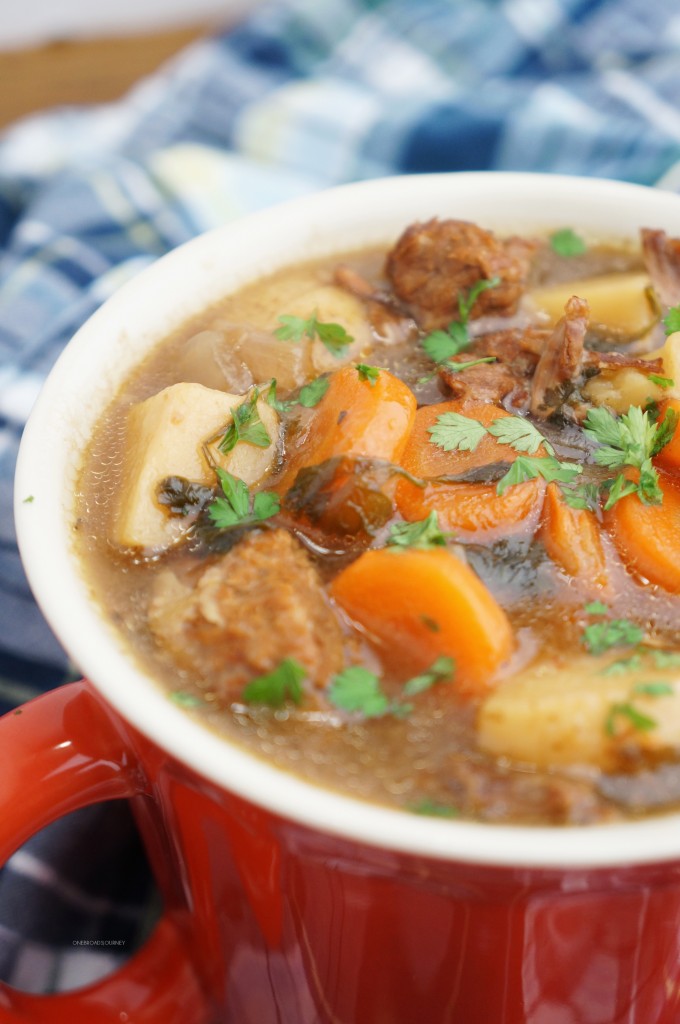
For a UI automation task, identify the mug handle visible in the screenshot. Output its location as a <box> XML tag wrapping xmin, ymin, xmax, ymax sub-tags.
<box><xmin>0</xmin><ymin>681</ymin><xmax>211</xmax><ymax>1024</ymax></box>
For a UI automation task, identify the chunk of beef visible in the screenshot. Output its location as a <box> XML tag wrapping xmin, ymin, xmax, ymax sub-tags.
<box><xmin>148</xmin><ymin>529</ymin><xmax>344</xmax><ymax>704</ymax></box>
<box><xmin>530</xmin><ymin>296</ymin><xmax>588</xmax><ymax>418</ymax></box>
<box><xmin>438</xmin><ymin>327</ymin><xmax>547</xmax><ymax>405</ymax></box>
<box><xmin>641</xmin><ymin>228</ymin><xmax>680</xmax><ymax>310</ymax></box>
<box><xmin>385</xmin><ymin>218</ymin><xmax>534</xmax><ymax>331</ymax></box>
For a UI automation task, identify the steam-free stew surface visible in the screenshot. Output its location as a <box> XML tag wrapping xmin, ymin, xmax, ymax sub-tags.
<box><xmin>74</xmin><ymin>218</ymin><xmax>680</xmax><ymax>825</ymax></box>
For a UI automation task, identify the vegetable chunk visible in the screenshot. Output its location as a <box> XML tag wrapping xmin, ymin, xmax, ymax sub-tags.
<box><xmin>478</xmin><ymin>653</ymin><xmax>680</xmax><ymax>769</ymax></box>
<box><xmin>604</xmin><ymin>471</ymin><xmax>680</xmax><ymax>593</ymax></box>
<box><xmin>278</xmin><ymin>366</ymin><xmax>416</xmax><ymax>493</ymax></box>
<box><xmin>116</xmin><ymin>382</ymin><xmax>279</xmax><ymax>550</ymax></box>
<box><xmin>530</xmin><ymin>271</ymin><xmax>655</xmax><ymax>338</ymax></box>
<box><xmin>539</xmin><ymin>482</ymin><xmax>608</xmax><ymax>591</ymax></box>
<box><xmin>329</xmin><ymin>547</ymin><xmax>513</xmax><ymax>692</ymax></box>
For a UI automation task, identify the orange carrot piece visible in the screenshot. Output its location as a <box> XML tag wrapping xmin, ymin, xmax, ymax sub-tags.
<box><xmin>278</xmin><ymin>366</ymin><xmax>416</xmax><ymax>492</ymax></box>
<box><xmin>539</xmin><ymin>482</ymin><xmax>608</xmax><ymax>590</ymax></box>
<box><xmin>330</xmin><ymin>547</ymin><xmax>514</xmax><ymax>692</ymax></box>
<box><xmin>395</xmin><ymin>400</ymin><xmax>545</xmax><ymax>540</ymax></box>
<box><xmin>604</xmin><ymin>472</ymin><xmax>680</xmax><ymax>592</ymax></box>
<box><xmin>653</xmin><ymin>398</ymin><xmax>680</xmax><ymax>471</ymax></box>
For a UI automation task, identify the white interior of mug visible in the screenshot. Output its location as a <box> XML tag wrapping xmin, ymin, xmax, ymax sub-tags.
<box><xmin>15</xmin><ymin>171</ymin><xmax>680</xmax><ymax>869</ymax></box>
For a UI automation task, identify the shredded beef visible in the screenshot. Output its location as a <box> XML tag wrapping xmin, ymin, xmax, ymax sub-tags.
<box><xmin>385</xmin><ymin>218</ymin><xmax>534</xmax><ymax>331</ymax></box>
<box><xmin>148</xmin><ymin>529</ymin><xmax>344</xmax><ymax>704</ymax></box>
<box><xmin>529</xmin><ymin>296</ymin><xmax>589</xmax><ymax>418</ymax></box>
<box><xmin>641</xmin><ymin>228</ymin><xmax>680</xmax><ymax>310</ymax></box>
<box><xmin>438</xmin><ymin>326</ymin><xmax>548</xmax><ymax>405</ymax></box>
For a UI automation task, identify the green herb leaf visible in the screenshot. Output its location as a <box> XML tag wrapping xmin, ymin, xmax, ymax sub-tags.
<box><xmin>560</xmin><ymin>481</ymin><xmax>601</xmax><ymax>512</ymax></box>
<box><xmin>274</xmin><ymin>315</ymin><xmax>315</xmax><ymax>343</ymax></box>
<box><xmin>170</xmin><ymin>690</ymin><xmax>204</xmax><ymax>708</ymax></box>
<box><xmin>243</xmin><ymin>658</ymin><xmax>306</xmax><ymax>707</ymax></box>
<box><xmin>631</xmin><ymin>681</ymin><xmax>675</xmax><ymax>697</ymax></box>
<box><xmin>387</xmin><ymin>511</ymin><xmax>451</xmax><ymax>550</ymax></box>
<box><xmin>648</xmin><ymin>374</ymin><xmax>675</xmax><ymax>389</ymax></box>
<box><xmin>409</xmin><ymin>800</ymin><xmax>459</xmax><ymax>818</ymax></box>
<box><xmin>356</xmin><ymin>364</ymin><xmax>381</xmax><ymax>386</ymax></box>
<box><xmin>585</xmin><ymin>600</ymin><xmax>609</xmax><ymax>616</ymax></box>
<box><xmin>601</xmin><ymin>655</ymin><xmax>643</xmax><ymax>676</ymax></box>
<box><xmin>218</xmin><ymin>389</ymin><xmax>271</xmax><ymax>454</ymax></box>
<box><xmin>275</xmin><ymin>312</ymin><xmax>353</xmax><ymax>356</ymax></box>
<box><xmin>663</xmin><ymin>305</ymin><xmax>680</xmax><ymax>336</ymax></box>
<box><xmin>427</xmin><ymin>411</ymin><xmax>488</xmax><ymax>453</ymax></box>
<box><xmin>650</xmin><ymin>649</ymin><xmax>680</xmax><ymax>669</ymax></box>
<box><xmin>495</xmin><ymin>454</ymin><xmax>581</xmax><ymax>495</ymax></box>
<box><xmin>605</xmin><ymin>702</ymin><xmax>657</xmax><ymax>736</ymax></box>
<box><xmin>602</xmin><ymin>473</ymin><xmax>640</xmax><ymax>511</ymax></box>
<box><xmin>208</xmin><ymin>468</ymin><xmax>279</xmax><ymax>530</ymax></box>
<box><xmin>421</xmin><ymin>277</ymin><xmax>501</xmax><ymax>365</ymax></box>
<box><xmin>582</xmin><ymin>618</ymin><xmax>644</xmax><ymax>655</ymax></box>
<box><xmin>298</xmin><ymin>376</ymin><xmax>330</xmax><ymax>407</ymax></box>
<box><xmin>328</xmin><ymin>666</ymin><xmax>391</xmax><ymax>718</ymax></box>
<box><xmin>266</xmin><ymin>379</ymin><xmax>295</xmax><ymax>414</ymax></box>
<box><xmin>443</xmin><ymin>356</ymin><xmax>498</xmax><ymax>373</ymax></box>
<box><xmin>487</xmin><ymin>416</ymin><xmax>554</xmax><ymax>456</ymax></box>
<box><xmin>549</xmin><ymin>228</ymin><xmax>587</xmax><ymax>257</ymax></box>
<box><xmin>403</xmin><ymin>656</ymin><xmax>455</xmax><ymax>696</ymax></box>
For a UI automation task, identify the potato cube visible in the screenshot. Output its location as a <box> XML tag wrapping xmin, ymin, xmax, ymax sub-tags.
<box><xmin>531</xmin><ymin>272</ymin><xmax>655</xmax><ymax>338</ymax></box>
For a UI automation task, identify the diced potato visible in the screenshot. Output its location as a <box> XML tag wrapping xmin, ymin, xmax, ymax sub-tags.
<box><xmin>115</xmin><ymin>382</ymin><xmax>279</xmax><ymax>551</ymax></box>
<box><xmin>583</xmin><ymin>368</ymin><xmax>663</xmax><ymax>414</ymax></box>
<box><xmin>478</xmin><ymin>652</ymin><xmax>680</xmax><ymax>770</ymax></box>
<box><xmin>530</xmin><ymin>272</ymin><xmax>655</xmax><ymax>338</ymax></box>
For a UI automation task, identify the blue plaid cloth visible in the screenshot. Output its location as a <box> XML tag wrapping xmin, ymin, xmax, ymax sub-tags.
<box><xmin>2</xmin><ymin>0</ymin><xmax>680</xmax><ymax>995</ymax></box>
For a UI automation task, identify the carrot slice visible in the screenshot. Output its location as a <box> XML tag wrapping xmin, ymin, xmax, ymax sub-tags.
<box><xmin>395</xmin><ymin>400</ymin><xmax>545</xmax><ymax>541</ymax></box>
<box><xmin>604</xmin><ymin>472</ymin><xmax>680</xmax><ymax>592</ymax></box>
<box><xmin>278</xmin><ymin>366</ymin><xmax>416</xmax><ymax>492</ymax></box>
<box><xmin>539</xmin><ymin>482</ymin><xmax>609</xmax><ymax>590</ymax></box>
<box><xmin>330</xmin><ymin>547</ymin><xmax>513</xmax><ymax>692</ymax></box>
<box><xmin>653</xmin><ymin>398</ymin><xmax>680</xmax><ymax>471</ymax></box>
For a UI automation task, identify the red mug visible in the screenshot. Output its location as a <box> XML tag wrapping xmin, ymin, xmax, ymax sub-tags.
<box><xmin>5</xmin><ymin>173</ymin><xmax>680</xmax><ymax>1023</ymax></box>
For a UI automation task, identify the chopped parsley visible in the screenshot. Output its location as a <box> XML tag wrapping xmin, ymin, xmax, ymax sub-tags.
<box><xmin>584</xmin><ymin>600</ymin><xmax>609</xmax><ymax>616</ymax></box>
<box><xmin>549</xmin><ymin>228</ymin><xmax>587</xmax><ymax>257</ymax></box>
<box><xmin>560</xmin><ymin>482</ymin><xmax>601</xmax><ymax>512</ymax></box>
<box><xmin>582</xmin><ymin>404</ymin><xmax>678</xmax><ymax>509</ymax></box>
<box><xmin>648</xmin><ymin>374</ymin><xmax>675</xmax><ymax>389</ymax></box>
<box><xmin>356</xmin><ymin>363</ymin><xmax>381</xmax><ymax>385</ymax></box>
<box><xmin>170</xmin><ymin>690</ymin><xmax>204</xmax><ymax>708</ymax></box>
<box><xmin>581</xmin><ymin>617</ymin><xmax>644</xmax><ymax>656</ymax></box>
<box><xmin>631</xmin><ymin>681</ymin><xmax>675</xmax><ymax>697</ymax></box>
<box><xmin>428</xmin><ymin>410</ymin><xmax>581</xmax><ymax>495</ymax></box>
<box><xmin>22</xmin><ymin>495</ymin><xmax>34</xmax><ymax>504</ymax></box>
<box><xmin>218</xmin><ymin>389</ymin><xmax>271</xmax><ymax>454</ymax></box>
<box><xmin>421</xmin><ymin>277</ymin><xmax>500</xmax><ymax>365</ymax></box>
<box><xmin>275</xmin><ymin>312</ymin><xmax>353</xmax><ymax>356</ymax></box>
<box><xmin>403</xmin><ymin>656</ymin><xmax>455</xmax><ymax>696</ymax></box>
<box><xmin>605</xmin><ymin>702</ymin><xmax>657</xmax><ymax>737</ymax></box>
<box><xmin>243</xmin><ymin>658</ymin><xmax>306</xmax><ymax>707</ymax></box>
<box><xmin>208</xmin><ymin>468</ymin><xmax>280</xmax><ymax>530</ymax></box>
<box><xmin>387</xmin><ymin>511</ymin><xmax>451</xmax><ymax>550</ymax></box>
<box><xmin>409</xmin><ymin>800</ymin><xmax>459</xmax><ymax>818</ymax></box>
<box><xmin>267</xmin><ymin>375</ymin><xmax>329</xmax><ymax>414</ymax></box>
<box><xmin>328</xmin><ymin>666</ymin><xmax>393</xmax><ymax>718</ymax></box>
<box><xmin>663</xmin><ymin>305</ymin><xmax>680</xmax><ymax>335</ymax></box>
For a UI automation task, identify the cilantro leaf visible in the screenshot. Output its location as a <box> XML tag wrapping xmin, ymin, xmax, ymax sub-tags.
<box><xmin>403</xmin><ymin>656</ymin><xmax>455</xmax><ymax>696</ymax></box>
<box><xmin>632</xmin><ymin>681</ymin><xmax>675</xmax><ymax>697</ymax></box>
<box><xmin>243</xmin><ymin>658</ymin><xmax>306</xmax><ymax>707</ymax></box>
<box><xmin>585</xmin><ymin>600</ymin><xmax>609</xmax><ymax>616</ymax></box>
<box><xmin>427</xmin><ymin>411</ymin><xmax>488</xmax><ymax>453</ymax></box>
<box><xmin>274</xmin><ymin>315</ymin><xmax>315</xmax><ymax>343</ymax></box>
<box><xmin>648</xmin><ymin>374</ymin><xmax>675</xmax><ymax>389</ymax></box>
<box><xmin>663</xmin><ymin>305</ymin><xmax>680</xmax><ymax>336</ymax></box>
<box><xmin>650</xmin><ymin>649</ymin><xmax>680</xmax><ymax>669</ymax></box>
<box><xmin>328</xmin><ymin>666</ymin><xmax>391</xmax><ymax>718</ymax></box>
<box><xmin>387</xmin><ymin>511</ymin><xmax>451</xmax><ymax>550</ymax></box>
<box><xmin>560</xmin><ymin>482</ymin><xmax>600</xmax><ymax>511</ymax></box>
<box><xmin>444</xmin><ymin>356</ymin><xmax>497</xmax><ymax>373</ymax></box>
<box><xmin>298</xmin><ymin>376</ymin><xmax>330</xmax><ymax>407</ymax></box>
<box><xmin>170</xmin><ymin>690</ymin><xmax>204</xmax><ymax>708</ymax></box>
<box><xmin>421</xmin><ymin>277</ymin><xmax>501</xmax><ymax>365</ymax></box>
<box><xmin>266</xmin><ymin>379</ymin><xmax>295</xmax><ymax>415</ymax></box>
<box><xmin>409</xmin><ymin>800</ymin><xmax>459</xmax><ymax>818</ymax></box>
<box><xmin>208</xmin><ymin>468</ymin><xmax>280</xmax><ymax>530</ymax></box>
<box><xmin>356</xmin><ymin>364</ymin><xmax>381</xmax><ymax>386</ymax></box>
<box><xmin>549</xmin><ymin>228</ymin><xmax>587</xmax><ymax>257</ymax></box>
<box><xmin>605</xmin><ymin>702</ymin><xmax>656</xmax><ymax>737</ymax></box>
<box><xmin>602</xmin><ymin>473</ymin><xmax>641</xmax><ymax>511</ymax></box>
<box><xmin>496</xmin><ymin>455</ymin><xmax>581</xmax><ymax>495</ymax></box>
<box><xmin>581</xmin><ymin>618</ymin><xmax>644</xmax><ymax>655</ymax></box>
<box><xmin>487</xmin><ymin>416</ymin><xmax>554</xmax><ymax>456</ymax></box>
<box><xmin>218</xmin><ymin>389</ymin><xmax>271</xmax><ymax>454</ymax></box>
<box><xmin>275</xmin><ymin>312</ymin><xmax>353</xmax><ymax>356</ymax></box>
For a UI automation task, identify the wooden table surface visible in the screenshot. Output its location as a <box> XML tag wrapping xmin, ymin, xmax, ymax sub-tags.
<box><xmin>0</xmin><ymin>26</ymin><xmax>211</xmax><ymax>130</ymax></box>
